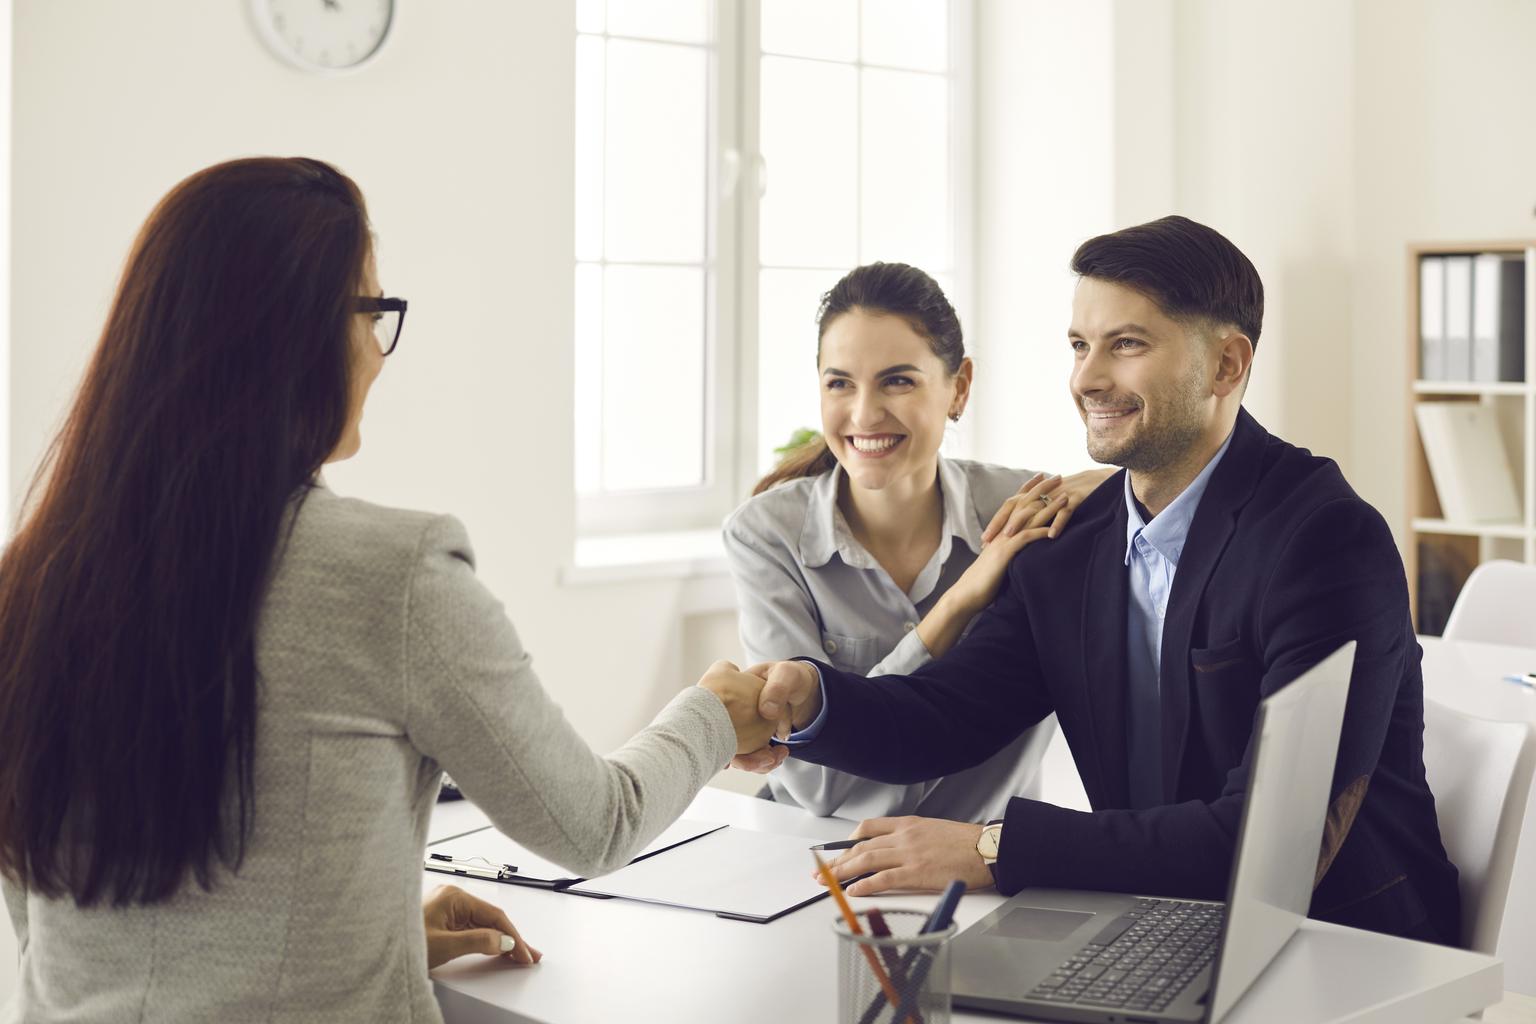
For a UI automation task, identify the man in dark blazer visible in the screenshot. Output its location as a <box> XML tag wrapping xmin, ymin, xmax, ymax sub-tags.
<box><xmin>735</xmin><ymin>216</ymin><xmax>1460</xmax><ymax>944</ymax></box>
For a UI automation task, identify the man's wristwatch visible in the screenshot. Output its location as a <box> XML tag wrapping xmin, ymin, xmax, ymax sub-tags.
<box><xmin>976</xmin><ymin>822</ymin><xmax>1003</xmax><ymax>881</ymax></box>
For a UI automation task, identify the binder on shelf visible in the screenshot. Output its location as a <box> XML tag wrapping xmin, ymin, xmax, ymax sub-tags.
<box><xmin>1419</xmin><ymin>256</ymin><xmax>1446</xmax><ymax>381</ymax></box>
<box><xmin>1443</xmin><ymin>255</ymin><xmax>1474</xmax><ymax>381</ymax></box>
<box><xmin>1471</xmin><ymin>253</ymin><xmax>1527</xmax><ymax>383</ymax></box>
<box><xmin>1414</xmin><ymin>402</ymin><xmax>1521</xmax><ymax>524</ymax></box>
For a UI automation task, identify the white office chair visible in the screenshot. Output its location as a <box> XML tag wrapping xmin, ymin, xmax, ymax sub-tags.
<box><xmin>1421</xmin><ymin>699</ymin><xmax>1536</xmax><ymax>956</ymax></box>
<box><xmin>1441</xmin><ymin>560</ymin><xmax>1536</xmax><ymax>647</ymax></box>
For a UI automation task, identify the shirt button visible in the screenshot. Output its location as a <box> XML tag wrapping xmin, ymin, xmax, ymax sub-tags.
<box><xmin>903</xmin><ymin>621</ymin><xmax>917</xmax><ymax>632</ymax></box>
<box><xmin>823</xmin><ymin>639</ymin><xmax>838</xmax><ymax>655</ymax></box>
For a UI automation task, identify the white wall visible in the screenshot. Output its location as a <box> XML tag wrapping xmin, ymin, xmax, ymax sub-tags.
<box><xmin>1167</xmin><ymin>0</ymin><xmax>1357</xmax><ymax>466</ymax></box>
<box><xmin>971</xmin><ymin>0</ymin><xmax>1116</xmax><ymax>475</ymax></box>
<box><xmin>7</xmin><ymin>1</ymin><xmax>727</xmax><ymax>769</ymax></box>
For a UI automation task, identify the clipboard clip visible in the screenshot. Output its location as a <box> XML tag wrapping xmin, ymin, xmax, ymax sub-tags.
<box><xmin>427</xmin><ymin>852</ymin><xmax>519</xmax><ymax>881</ymax></box>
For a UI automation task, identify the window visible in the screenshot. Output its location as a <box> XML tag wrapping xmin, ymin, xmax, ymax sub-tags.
<box><xmin>575</xmin><ymin>0</ymin><xmax>969</xmax><ymax>536</ymax></box>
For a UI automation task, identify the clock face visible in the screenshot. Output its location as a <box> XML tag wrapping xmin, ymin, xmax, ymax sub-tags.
<box><xmin>254</xmin><ymin>0</ymin><xmax>395</xmax><ymax>73</ymax></box>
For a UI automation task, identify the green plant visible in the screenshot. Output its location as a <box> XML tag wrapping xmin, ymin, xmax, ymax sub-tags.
<box><xmin>774</xmin><ymin>427</ymin><xmax>822</xmax><ymax>456</ymax></box>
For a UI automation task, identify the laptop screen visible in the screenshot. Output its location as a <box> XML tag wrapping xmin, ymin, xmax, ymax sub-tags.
<box><xmin>1205</xmin><ymin>641</ymin><xmax>1356</xmax><ymax>1022</ymax></box>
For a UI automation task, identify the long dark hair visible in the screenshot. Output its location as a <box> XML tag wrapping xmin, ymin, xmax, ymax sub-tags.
<box><xmin>0</xmin><ymin>157</ymin><xmax>370</xmax><ymax>906</ymax></box>
<box><xmin>753</xmin><ymin>261</ymin><xmax>964</xmax><ymax>495</ymax></box>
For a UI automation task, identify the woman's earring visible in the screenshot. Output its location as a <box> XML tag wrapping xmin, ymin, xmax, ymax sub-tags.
<box><xmin>949</xmin><ymin>411</ymin><xmax>961</xmax><ymax>422</ymax></box>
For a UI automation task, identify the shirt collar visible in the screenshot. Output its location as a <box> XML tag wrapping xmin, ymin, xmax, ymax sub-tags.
<box><xmin>1122</xmin><ymin>430</ymin><xmax>1235</xmax><ymax>568</ymax></box>
<box><xmin>799</xmin><ymin>455</ymin><xmax>978</xmax><ymax>569</ymax></box>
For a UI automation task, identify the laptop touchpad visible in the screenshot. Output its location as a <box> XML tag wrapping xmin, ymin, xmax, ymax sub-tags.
<box><xmin>987</xmin><ymin>907</ymin><xmax>1095</xmax><ymax>942</ymax></box>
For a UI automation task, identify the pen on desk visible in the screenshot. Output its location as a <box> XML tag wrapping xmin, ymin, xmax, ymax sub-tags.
<box><xmin>809</xmin><ymin>837</ymin><xmax>868</xmax><ymax>852</ymax></box>
<box><xmin>1502</xmin><ymin>673</ymin><xmax>1536</xmax><ymax>689</ymax></box>
<box><xmin>812</xmin><ymin>852</ymin><xmax>909</xmax><ymax>1024</ymax></box>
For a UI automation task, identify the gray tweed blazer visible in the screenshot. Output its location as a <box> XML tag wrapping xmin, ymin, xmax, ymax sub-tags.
<box><xmin>2</xmin><ymin>485</ymin><xmax>734</xmax><ymax>1023</ymax></box>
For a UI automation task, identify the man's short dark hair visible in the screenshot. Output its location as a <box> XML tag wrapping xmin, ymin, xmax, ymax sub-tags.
<box><xmin>1070</xmin><ymin>215</ymin><xmax>1264</xmax><ymax>348</ymax></box>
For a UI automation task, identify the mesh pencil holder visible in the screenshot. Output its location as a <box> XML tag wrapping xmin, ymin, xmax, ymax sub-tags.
<box><xmin>832</xmin><ymin>909</ymin><xmax>957</xmax><ymax>1024</ymax></box>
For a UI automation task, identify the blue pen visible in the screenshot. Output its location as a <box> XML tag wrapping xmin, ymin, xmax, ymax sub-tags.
<box><xmin>918</xmin><ymin>880</ymin><xmax>966</xmax><ymax>934</ymax></box>
<box><xmin>856</xmin><ymin>881</ymin><xmax>966</xmax><ymax>1024</ymax></box>
<box><xmin>1503</xmin><ymin>673</ymin><xmax>1536</xmax><ymax>690</ymax></box>
<box><xmin>879</xmin><ymin>881</ymin><xmax>965</xmax><ymax>1024</ymax></box>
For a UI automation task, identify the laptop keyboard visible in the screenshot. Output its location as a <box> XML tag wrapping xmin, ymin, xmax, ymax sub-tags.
<box><xmin>1027</xmin><ymin>898</ymin><xmax>1223</xmax><ymax>1014</ymax></box>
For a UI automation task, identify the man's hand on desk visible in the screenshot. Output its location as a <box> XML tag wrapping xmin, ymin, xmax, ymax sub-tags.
<box><xmin>728</xmin><ymin>660</ymin><xmax>824</xmax><ymax>773</ymax></box>
<box><xmin>816</xmin><ymin>816</ymin><xmax>993</xmax><ymax>897</ymax></box>
<box><xmin>423</xmin><ymin>884</ymin><xmax>541</xmax><ymax>970</ymax></box>
<box><xmin>697</xmin><ymin>660</ymin><xmax>779</xmax><ymax>756</ymax></box>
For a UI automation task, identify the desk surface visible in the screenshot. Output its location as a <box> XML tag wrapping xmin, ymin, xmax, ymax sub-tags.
<box><xmin>426</xmin><ymin>789</ymin><xmax>1500</xmax><ymax>1024</ymax></box>
<box><xmin>1419</xmin><ymin>636</ymin><xmax>1536</xmax><ymax>724</ymax></box>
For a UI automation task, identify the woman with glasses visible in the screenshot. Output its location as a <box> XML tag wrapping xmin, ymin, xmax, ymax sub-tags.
<box><xmin>724</xmin><ymin>263</ymin><xmax>1112</xmax><ymax>823</ymax></box>
<box><xmin>0</xmin><ymin>157</ymin><xmax>772</xmax><ymax>1023</ymax></box>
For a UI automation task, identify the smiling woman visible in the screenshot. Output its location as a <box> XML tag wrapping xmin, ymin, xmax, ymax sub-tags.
<box><xmin>723</xmin><ymin>263</ymin><xmax>1113</xmax><ymax>823</ymax></box>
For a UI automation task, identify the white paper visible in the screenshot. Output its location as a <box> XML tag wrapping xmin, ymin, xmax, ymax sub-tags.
<box><xmin>428</xmin><ymin>818</ymin><xmax>725</xmax><ymax>884</ymax></box>
<box><xmin>566</xmin><ymin>825</ymin><xmax>829</xmax><ymax>920</ymax></box>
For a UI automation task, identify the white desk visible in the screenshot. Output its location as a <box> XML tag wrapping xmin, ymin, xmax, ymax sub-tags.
<box><xmin>1420</xmin><ymin>635</ymin><xmax>1536</xmax><ymax>997</ymax></box>
<box><xmin>1420</xmin><ymin>636</ymin><xmax>1536</xmax><ymax>724</ymax></box>
<box><xmin>426</xmin><ymin>789</ymin><xmax>1500</xmax><ymax>1024</ymax></box>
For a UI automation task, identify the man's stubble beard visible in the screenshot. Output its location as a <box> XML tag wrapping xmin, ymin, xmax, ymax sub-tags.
<box><xmin>1084</xmin><ymin>359</ymin><xmax>1209</xmax><ymax>473</ymax></box>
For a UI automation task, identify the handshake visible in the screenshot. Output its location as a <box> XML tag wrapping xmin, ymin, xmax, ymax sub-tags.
<box><xmin>696</xmin><ymin>660</ymin><xmax>827</xmax><ymax>774</ymax></box>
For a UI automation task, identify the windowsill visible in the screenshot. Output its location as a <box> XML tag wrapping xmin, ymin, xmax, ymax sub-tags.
<box><xmin>561</xmin><ymin>529</ymin><xmax>736</xmax><ymax>614</ymax></box>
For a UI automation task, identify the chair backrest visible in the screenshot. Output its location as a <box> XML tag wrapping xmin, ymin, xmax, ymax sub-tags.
<box><xmin>1421</xmin><ymin>698</ymin><xmax>1536</xmax><ymax>953</ymax></box>
<box><xmin>1442</xmin><ymin>559</ymin><xmax>1536</xmax><ymax>646</ymax></box>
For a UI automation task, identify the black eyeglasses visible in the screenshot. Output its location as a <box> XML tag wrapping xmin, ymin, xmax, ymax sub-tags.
<box><xmin>355</xmin><ymin>296</ymin><xmax>408</xmax><ymax>356</ymax></box>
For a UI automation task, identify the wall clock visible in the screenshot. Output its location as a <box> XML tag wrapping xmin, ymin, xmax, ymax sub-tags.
<box><xmin>251</xmin><ymin>0</ymin><xmax>395</xmax><ymax>74</ymax></box>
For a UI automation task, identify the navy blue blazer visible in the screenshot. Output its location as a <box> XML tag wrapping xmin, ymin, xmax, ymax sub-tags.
<box><xmin>793</xmin><ymin>409</ymin><xmax>1461</xmax><ymax>944</ymax></box>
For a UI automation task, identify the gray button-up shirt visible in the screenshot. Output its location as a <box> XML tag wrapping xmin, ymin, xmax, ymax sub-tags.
<box><xmin>722</xmin><ymin>456</ymin><xmax>1059</xmax><ymax>822</ymax></box>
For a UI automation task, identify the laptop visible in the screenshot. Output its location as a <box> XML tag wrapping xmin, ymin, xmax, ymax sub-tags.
<box><xmin>951</xmin><ymin>640</ymin><xmax>1356</xmax><ymax>1023</ymax></box>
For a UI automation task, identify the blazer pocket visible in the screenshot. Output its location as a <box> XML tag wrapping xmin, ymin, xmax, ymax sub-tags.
<box><xmin>1189</xmin><ymin>639</ymin><xmax>1260</xmax><ymax>768</ymax></box>
<box><xmin>819</xmin><ymin>631</ymin><xmax>880</xmax><ymax>673</ymax></box>
<box><xmin>1191</xmin><ymin>637</ymin><xmax>1250</xmax><ymax>675</ymax></box>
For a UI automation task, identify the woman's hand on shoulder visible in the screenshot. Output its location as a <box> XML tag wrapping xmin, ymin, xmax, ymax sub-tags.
<box><xmin>424</xmin><ymin>884</ymin><xmax>541</xmax><ymax>970</ymax></box>
<box><xmin>980</xmin><ymin>467</ymin><xmax>1115</xmax><ymax>546</ymax></box>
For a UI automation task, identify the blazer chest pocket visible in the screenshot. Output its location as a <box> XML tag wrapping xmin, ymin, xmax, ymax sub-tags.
<box><xmin>1190</xmin><ymin>638</ymin><xmax>1261</xmax><ymax>767</ymax></box>
<box><xmin>819</xmin><ymin>631</ymin><xmax>880</xmax><ymax>673</ymax></box>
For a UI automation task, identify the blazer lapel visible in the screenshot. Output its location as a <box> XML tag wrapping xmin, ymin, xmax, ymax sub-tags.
<box><xmin>1157</xmin><ymin>410</ymin><xmax>1268</xmax><ymax>802</ymax></box>
<box><xmin>1082</xmin><ymin>499</ymin><xmax>1133</xmax><ymax>809</ymax></box>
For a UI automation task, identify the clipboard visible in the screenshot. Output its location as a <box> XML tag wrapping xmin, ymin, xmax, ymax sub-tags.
<box><xmin>425</xmin><ymin>819</ymin><xmax>836</xmax><ymax>924</ymax></box>
<box><xmin>425</xmin><ymin>818</ymin><xmax>727</xmax><ymax>890</ymax></box>
<box><xmin>564</xmin><ymin>825</ymin><xmax>833</xmax><ymax>924</ymax></box>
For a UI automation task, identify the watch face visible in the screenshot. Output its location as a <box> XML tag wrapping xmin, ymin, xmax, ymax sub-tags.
<box><xmin>978</xmin><ymin>825</ymin><xmax>1002</xmax><ymax>860</ymax></box>
<box><xmin>256</xmin><ymin>0</ymin><xmax>394</xmax><ymax>72</ymax></box>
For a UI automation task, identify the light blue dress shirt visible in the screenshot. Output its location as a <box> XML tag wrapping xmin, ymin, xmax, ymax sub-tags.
<box><xmin>1122</xmin><ymin>431</ymin><xmax>1232</xmax><ymax>809</ymax></box>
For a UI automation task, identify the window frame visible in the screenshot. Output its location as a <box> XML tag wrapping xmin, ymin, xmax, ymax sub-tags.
<box><xmin>575</xmin><ymin>0</ymin><xmax>975</xmax><ymax>538</ymax></box>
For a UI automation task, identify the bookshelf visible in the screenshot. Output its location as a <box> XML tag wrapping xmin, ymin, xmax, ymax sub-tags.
<box><xmin>1406</xmin><ymin>241</ymin><xmax>1536</xmax><ymax>634</ymax></box>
